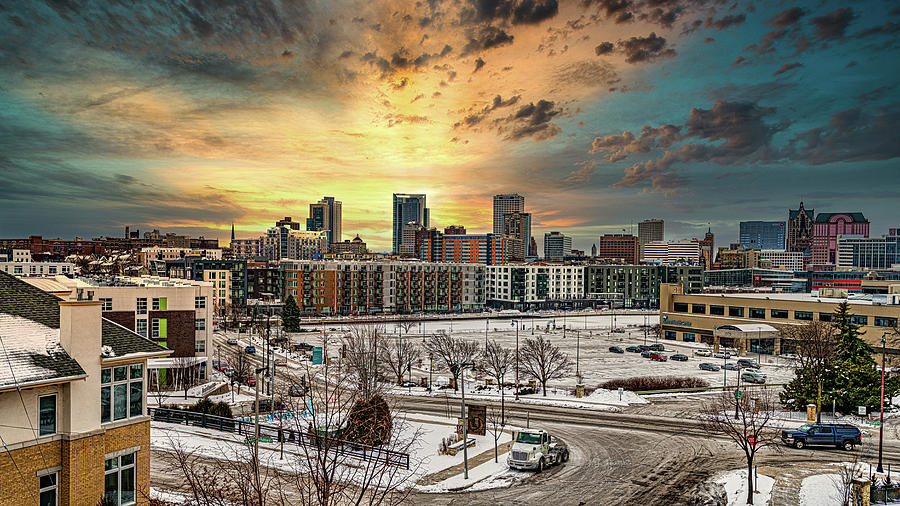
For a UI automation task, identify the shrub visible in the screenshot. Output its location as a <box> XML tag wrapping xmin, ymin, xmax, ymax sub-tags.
<box><xmin>344</xmin><ymin>394</ymin><xmax>393</xmax><ymax>446</ymax></box>
<box><xmin>597</xmin><ymin>376</ymin><xmax>709</xmax><ymax>391</ymax></box>
<box><xmin>188</xmin><ymin>398</ymin><xmax>233</xmax><ymax>418</ymax></box>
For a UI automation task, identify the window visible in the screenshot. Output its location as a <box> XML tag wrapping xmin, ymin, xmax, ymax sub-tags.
<box><xmin>710</xmin><ymin>305</ymin><xmax>725</xmax><ymax>316</ymax></box>
<box><xmin>875</xmin><ymin>317</ymin><xmax>898</xmax><ymax>327</ymax></box>
<box><xmin>101</xmin><ymin>365</ymin><xmax>143</xmax><ymax>423</ymax></box>
<box><xmin>673</xmin><ymin>302</ymin><xmax>689</xmax><ymax>313</ymax></box>
<box><xmin>729</xmin><ymin>306</ymin><xmax>745</xmax><ymax>317</ymax></box>
<box><xmin>749</xmin><ymin>308</ymin><xmax>766</xmax><ymax>319</ymax></box>
<box><xmin>40</xmin><ymin>472</ymin><xmax>58</xmax><ymax>506</ymax></box>
<box><xmin>195</xmin><ymin>318</ymin><xmax>206</xmax><ymax>331</ymax></box>
<box><xmin>14</xmin><ymin>265</ymin><xmax>22</xmax><ymax>274</ymax></box>
<box><xmin>771</xmin><ymin>309</ymin><xmax>789</xmax><ymax>319</ymax></box>
<box><xmin>151</xmin><ymin>297</ymin><xmax>167</xmax><ymax>311</ymax></box>
<box><xmin>850</xmin><ymin>315</ymin><xmax>868</xmax><ymax>326</ymax></box>
<box><xmin>195</xmin><ymin>340</ymin><xmax>206</xmax><ymax>353</ymax></box>
<box><xmin>795</xmin><ymin>311</ymin><xmax>814</xmax><ymax>321</ymax></box>
<box><xmin>136</xmin><ymin>298</ymin><xmax>147</xmax><ymax>315</ymax></box>
<box><xmin>194</xmin><ymin>296</ymin><xmax>206</xmax><ymax>309</ymax></box>
<box><xmin>105</xmin><ymin>452</ymin><xmax>136</xmax><ymax>505</ymax></box>
<box><xmin>682</xmin><ymin>332</ymin><xmax>696</xmax><ymax>342</ymax></box>
<box><xmin>135</xmin><ymin>319</ymin><xmax>147</xmax><ymax>337</ymax></box>
<box><xmin>151</xmin><ymin>318</ymin><xmax>167</xmax><ymax>338</ymax></box>
<box><xmin>39</xmin><ymin>394</ymin><xmax>56</xmax><ymax>436</ymax></box>
<box><xmin>665</xmin><ymin>331</ymin><xmax>677</xmax><ymax>340</ymax></box>
<box><xmin>691</xmin><ymin>304</ymin><xmax>706</xmax><ymax>314</ymax></box>
<box><xmin>99</xmin><ymin>298</ymin><xmax>113</xmax><ymax>311</ymax></box>
<box><xmin>819</xmin><ymin>312</ymin><xmax>833</xmax><ymax>322</ymax></box>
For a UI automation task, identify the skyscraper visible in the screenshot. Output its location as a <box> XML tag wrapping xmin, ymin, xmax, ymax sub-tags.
<box><xmin>543</xmin><ymin>231</ymin><xmax>572</xmax><ymax>261</ymax></box>
<box><xmin>739</xmin><ymin>221</ymin><xmax>786</xmax><ymax>250</ymax></box>
<box><xmin>699</xmin><ymin>228</ymin><xmax>714</xmax><ymax>270</ymax></box>
<box><xmin>502</xmin><ymin>212</ymin><xmax>532</xmax><ymax>261</ymax></box>
<box><xmin>811</xmin><ymin>212</ymin><xmax>869</xmax><ymax>265</ymax></box>
<box><xmin>787</xmin><ymin>202</ymin><xmax>814</xmax><ymax>254</ymax></box>
<box><xmin>392</xmin><ymin>194</ymin><xmax>429</xmax><ymax>254</ymax></box>
<box><xmin>306</xmin><ymin>196</ymin><xmax>342</xmax><ymax>244</ymax></box>
<box><xmin>493</xmin><ymin>194</ymin><xmax>525</xmax><ymax>234</ymax></box>
<box><xmin>638</xmin><ymin>219</ymin><xmax>664</xmax><ymax>256</ymax></box>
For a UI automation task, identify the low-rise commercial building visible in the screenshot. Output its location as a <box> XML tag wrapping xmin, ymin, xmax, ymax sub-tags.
<box><xmin>0</xmin><ymin>271</ymin><xmax>170</xmax><ymax>505</ymax></box>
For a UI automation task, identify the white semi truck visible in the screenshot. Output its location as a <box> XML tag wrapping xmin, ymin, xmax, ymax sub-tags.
<box><xmin>507</xmin><ymin>429</ymin><xmax>569</xmax><ymax>472</ymax></box>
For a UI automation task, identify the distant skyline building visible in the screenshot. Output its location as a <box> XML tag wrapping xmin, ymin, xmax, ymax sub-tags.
<box><xmin>787</xmin><ymin>202</ymin><xmax>815</xmax><ymax>256</ymax></box>
<box><xmin>641</xmin><ymin>239</ymin><xmax>701</xmax><ymax>265</ymax></box>
<box><xmin>759</xmin><ymin>249</ymin><xmax>804</xmax><ymax>271</ymax></box>
<box><xmin>836</xmin><ymin>229</ymin><xmax>900</xmax><ymax>269</ymax></box>
<box><xmin>306</xmin><ymin>196</ymin><xmax>342</xmax><ymax>244</ymax></box>
<box><xmin>596</xmin><ymin>234</ymin><xmax>640</xmax><ymax>264</ymax></box>
<box><xmin>811</xmin><ymin>212</ymin><xmax>869</xmax><ymax>265</ymax></box>
<box><xmin>444</xmin><ymin>225</ymin><xmax>466</xmax><ymax>235</ymax></box>
<box><xmin>638</xmin><ymin>219</ymin><xmax>664</xmax><ymax>256</ymax></box>
<box><xmin>493</xmin><ymin>194</ymin><xmax>525</xmax><ymax>234</ymax></box>
<box><xmin>502</xmin><ymin>212</ymin><xmax>532</xmax><ymax>261</ymax></box>
<box><xmin>699</xmin><ymin>229</ymin><xmax>715</xmax><ymax>270</ymax></box>
<box><xmin>739</xmin><ymin>221</ymin><xmax>786</xmax><ymax>251</ymax></box>
<box><xmin>392</xmin><ymin>194</ymin><xmax>429</xmax><ymax>254</ymax></box>
<box><xmin>543</xmin><ymin>232</ymin><xmax>572</xmax><ymax>261</ymax></box>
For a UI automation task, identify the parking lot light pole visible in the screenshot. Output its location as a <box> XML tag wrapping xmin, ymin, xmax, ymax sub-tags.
<box><xmin>877</xmin><ymin>333</ymin><xmax>886</xmax><ymax>473</ymax></box>
<box><xmin>576</xmin><ymin>330</ymin><xmax>580</xmax><ymax>379</ymax></box>
<box><xmin>515</xmin><ymin>324</ymin><xmax>520</xmax><ymax>401</ymax></box>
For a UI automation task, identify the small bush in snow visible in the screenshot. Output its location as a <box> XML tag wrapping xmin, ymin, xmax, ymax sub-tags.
<box><xmin>598</xmin><ymin>376</ymin><xmax>709</xmax><ymax>391</ymax></box>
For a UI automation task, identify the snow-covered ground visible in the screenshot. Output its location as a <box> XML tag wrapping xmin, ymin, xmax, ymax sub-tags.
<box><xmin>714</xmin><ymin>468</ymin><xmax>774</xmax><ymax>506</ymax></box>
<box><xmin>389</xmin><ymin>383</ymin><xmax>646</xmax><ymax>411</ymax></box>
<box><xmin>799</xmin><ymin>473</ymin><xmax>844</xmax><ymax>506</ymax></box>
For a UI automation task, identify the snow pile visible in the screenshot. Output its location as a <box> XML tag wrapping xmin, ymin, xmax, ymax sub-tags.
<box><xmin>585</xmin><ymin>388</ymin><xmax>648</xmax><ymax>405</ymax></box>
<box><xmin>714</xmin><ymin>469</ymin><xmax>774</xmax><ymax>506</ymax></box>
<box><xmin>799</xmin><ymin>474</ymin><xmax>843</xmax><ymax>506</ymax></box>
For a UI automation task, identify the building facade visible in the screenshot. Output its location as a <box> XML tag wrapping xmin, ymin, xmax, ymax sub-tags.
<box><xmin>642</xmin><ymin>239</ymin><xmax>701</xmax><ymax>264</ymax></box>
<box><xmin>715</xmin><ymin>247</ymin><xmax>760</xmax><ymax>270</ymax></box>
<box><xmin>307</xmin><ymin>196</ymin><xmax>342</xmax><ymax>244</ymax></box>
<box><xmin>543</xmin><ymin>232</ymin><xmax>572</xmax><ymax>261</ymax></box>
<box><xmin>330</xmin><ymin>235</ymin><xmax>367</xmax><ymax>255</ymax></box>
<box><xmin>836</xmin><ymin>229</ymin><xmax>900</xmax><ymax>270</ymax></box>
<box><xmin>787</xmin><ymin>202</ymin><xmax>815</xmax><ymax>255</ymax></box>
<box><xmin>189</xmin><ymin>259</ymin><xmax>248</xmax><ymax>309</ymax></box>
<box><xmin>486</xmin><ymin>264</ymin><xmax>585</xmax><ymax>309</ymax></box>
<box><xmin>421</xmin><ymin>233</ymin><xmax>511</xmax><ymax>265</ymax></box>
<box><xmin>392</xmin><ymin>194</ymin><xmax>429</xmax><ymax>254</ymax></box>
<box><xmin>0</xmin><ymin>260</ymin><xmax>75</xmax><ymax>277</ymax></box>
<box><xmin>502</xmin><ymin>212</ymin><xmax>532</xmax><ymax>261</ymax></box>
<box><xmin>811</xmin><ymin>212</ymin><xmax>869</xmax><ymax>265</ymax></box>
<box><xmin>739</xmin><ymin>221</ymin><xmax>786</xmax><ymax>251</ymax></box>
<box><xmin>638</xmin><ymin>219</ymin><xmax>664</xmax><ymax>256</ymax></box>
<box><xmin>492</xmin><ymin>194</ymin><xmax>525</xmax><ymax>234</ymax></box>
<box><xmin>759</xmin><ymin>249</ymin><xmax>804</xmax><ymax>271</ymax></box>
<box><xmin>596</xmin><ymin>234</ymin><xmax>640</xmax><ymax>264</ymax></box>
<box><xmin>0</xmin><ymin>272</ymin><xmax>170</xmax><ymax>506</ymax></box>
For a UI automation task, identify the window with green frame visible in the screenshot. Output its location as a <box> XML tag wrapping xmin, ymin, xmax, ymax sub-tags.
<box><xmin>729</xmin><ymin>306</ymin><xmax>744</xmax><ymax>317</ymax></box>
<box><xmin>709</xmin><ymin>305</ymin><xmax>725</xmax><ymax>316</ymax></box>
<box><xmin>749</xmin><ymin>308</ymin><xmax>766</xmax><ymax>319</ymax></box>
<box><xmin>850</xmin><ymin>315</ymin><xmax>868</xmax><ymax>326</ymax></box>
<box><xmin>794</xmin><ymin>311</ymin><xmax>814</xmax><ymax>321</ymax></box>
<box><xmin>771</xmin><ymin>309</ymin><xmax>789</xmax><ymax>319</ymax></box>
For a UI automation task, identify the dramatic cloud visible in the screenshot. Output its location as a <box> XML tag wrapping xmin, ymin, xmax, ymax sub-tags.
<box><xmin>705</xmin><ymin>14</ymin><xmax>746</xmax><ymax>31</ymax></box>
<box><xmin>594</xmin><ymin>42</ymin><xmax>614</xmax><ymax>55</ymax></box>
<box><xmin>459</xmin><ymin>0</ymin><xmax>558</xmax><ymax>25</ymax></box>
<box><xmin>769</xmin><ymin>7</ymin><xmax>805</xmax><ymax>28</ymax></box>
<box><xmin>501</xmin><ymin>100</ymin><xmax>563</xmax><ymax>141</ymax></box>
<box><xmin>789</xmin><ymin>106</ymin><xmax>900</xmax><ymax>165</ymax></box>
<box><xmin>461</xmin><ymin>26</ymin><xmax>515</xmax><ymax>55</ymax></box>
<box><xmin>617</xmin><ymin>33</ymin><xmax>676</xmax><ymax>63</ymax></box>
<box><xmin>773</xmin><ymin>62</ymin><xmax>803</xmax><ymax>76</ymax></box>
<box><xmin>473</xmin><ymin>57</ymin><xmax>486</xmax><ymax>72</ymax></box>
<box><xmin>811</xmin><ymin>7</ymin><xmax>855</xmax><ymax>41</ymax></box>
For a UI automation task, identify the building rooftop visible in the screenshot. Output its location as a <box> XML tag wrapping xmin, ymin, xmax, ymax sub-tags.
<box><xmin>69</xmin><ymin>275</ymin><xmax>211</xmax><ymax>288</ymax></box>
<box><xmin>688</xmin><ymin>290</ymin><xmax>888</xmax><ymax>306</ymax></box>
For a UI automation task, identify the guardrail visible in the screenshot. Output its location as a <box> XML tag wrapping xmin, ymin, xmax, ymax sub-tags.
<box><xmin>148</xmin><ymin>407</ymin><xmax>409</xmax><ymax>469</ymax></box>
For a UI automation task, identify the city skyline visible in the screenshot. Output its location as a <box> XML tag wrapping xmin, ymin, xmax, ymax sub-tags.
<box><xmin>1</xmin><ymin>0</ymin><xmax>898</xmax><ymax>252</ymax></box>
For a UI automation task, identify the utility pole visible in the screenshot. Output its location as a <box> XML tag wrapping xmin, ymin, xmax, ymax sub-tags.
<box><xmin>253</xmin><ymin>366</ymin><xmax>264</xmax><ymax>495</ymax></box>
<box><xmin>877</xmin><ymin>333</ymin><xmax>886</xmax><ymax>473</ymax></box>
<box><xmin>515</xmin><ymin>324</ymin><xmax>520</xmax><ymax>400</ymax></box>
<box><xmin>456</xmin><ymin>361</ymin><xmax>475</xmax><ymax>480</ymax></box>
<box><xmin>576</xmin><ymin>330</ymin><xmax>580</xmax><ymax>380</ymax></box>
<box><xmin>429</xmin><ymin>353</ymin><xmax>433</xmax><ymax>392</ymax></box>
<box><xmin>485</xmin><ymin>319</ymin><xmax>488</xmax><ymax>351</ymax></box>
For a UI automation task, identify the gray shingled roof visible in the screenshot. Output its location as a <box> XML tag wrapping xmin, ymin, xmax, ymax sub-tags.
<box><xmin>0</xmin><ymin>272</ymin><xmax>168</xmax><ymax>389</ymax></box>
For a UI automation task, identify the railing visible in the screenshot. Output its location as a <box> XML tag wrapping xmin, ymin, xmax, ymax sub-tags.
<box><xmin>871</xmin><ymin>483</ymin><xmax>900</xmax><ymax>503</ymax></box>
<box><xmin>148</xmin><ymin>407</ymin><xmax>409</xmax><ymax>469</ymax></box>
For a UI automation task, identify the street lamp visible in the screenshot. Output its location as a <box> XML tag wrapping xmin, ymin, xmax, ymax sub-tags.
<box><xmin>576</xmin><ymin>330</ymin><xmax>581</xmax><ymax>380</ymax></box>
<box><xmin>877</xmin><ymin>333</ymin><xmax>887</xmax><ymax>473</ymax></box>
<box><xmin>450</xmin><ymin>361</ymin><xmax>476</xmax><ymax>479</ymax></box>
<box><xmin>514</xmin><ymin>320</ymin><xmax>520</xmax><ymax>400</ymax></box>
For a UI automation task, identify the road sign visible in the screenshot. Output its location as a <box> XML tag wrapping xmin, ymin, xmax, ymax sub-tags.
<box><xmin>734</xmin><ymin>389</ymin><xmax>741</xmax><ymax>400</ymax></box>
<box><xmin>312</xmin><ymin>346</ymin><xmax>323</xmax><ymax>365</ymax></box>
<box><xmin>747</xmin><ymin>435</ymin><xmax>757</xmax><ymax>446</ymax></box>
<box><xmin>864</xmin><ymin>420</ymin><xmax>881</xmax><ymax>426</ymax></box>
<box><xmin>858</xmin><ymin>406</ymin><xmax>867</xmax><ymax>416</ymax></box>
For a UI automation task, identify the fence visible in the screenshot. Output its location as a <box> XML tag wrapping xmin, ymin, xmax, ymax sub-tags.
<box><xmin>148</xmin><ymin>407</ymin><xmax>409</xmax><ymax>469</ymax></box>
<box><xmin>871</xmin><ymin>483</ymin><xmax>900</xmax><ymax>503</ymax></box>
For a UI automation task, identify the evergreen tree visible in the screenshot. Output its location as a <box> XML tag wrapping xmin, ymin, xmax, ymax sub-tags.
<box><xmin>282</xmin><ymin>295</ymin><xmax>301</xmax><ymax>332</ymax></box>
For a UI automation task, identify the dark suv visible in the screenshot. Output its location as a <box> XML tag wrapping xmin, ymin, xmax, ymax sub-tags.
<box><xmin>781</xmin><ymin>423</ymin><xmax>862</xmax><ymax>451</ymax></box>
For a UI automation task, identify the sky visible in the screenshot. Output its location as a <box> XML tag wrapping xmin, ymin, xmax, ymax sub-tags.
<box><xmin>1</xmin><ymin>0</ymin><xmax>898</xmax><ymax>253</ymax></box>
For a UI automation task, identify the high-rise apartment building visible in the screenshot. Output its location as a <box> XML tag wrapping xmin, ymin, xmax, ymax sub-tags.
<box><xmin>597</xmin><ymin>234</ymin><xmax>640</xmax><ymax>264</ymax></box>
<box><xmin>493</xmin><ymin>194</ymin><xmax>525</xmax><ymax>234</ymax></box>
<box><xmin>638</xmin><ymin>219</ymin><xmax>664</xmax><ymax>255</ymax></box>
<box><xmin>739</xmin><ymin>221</ymin><xmax>786</xmax><ymax>251</ymax></box>
<box><xmin>392</xmin><ymin>194</ymin><xmax>429</xmax><ymax>254</ymax></box>
<box><xmin>502</xmin><ymin>212</ymin><xmax>532</xmax><ymax>261</ymax></box>
<box><xmin>543</xmin><ymin>232</ymin><xmax>572</xmax><ymax>261</ymax></box>
<box><xmin>787</xmin><ymin>202</ymin><xmax>815</xmax><ymax>255</ymax></box>
<box><xmin>306</xmin><ymin>196</ymin><xmax>342</xmax><ymax>243</ymax></box>
<box><xmin>811</xmin><ymin>212</ymin><xmax>869</xmax><ymax>265</ymax></box>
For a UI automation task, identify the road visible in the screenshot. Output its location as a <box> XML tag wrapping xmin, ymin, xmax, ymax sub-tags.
<box><xmin>398</xmin><ymin>396</ymin><xmax>900</xmax><ymax>505</ymax></box>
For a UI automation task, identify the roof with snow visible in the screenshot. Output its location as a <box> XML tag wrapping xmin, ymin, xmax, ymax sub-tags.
<box><xmin>0</xmin><ymin>271</ymin><xmax>169</xmax><ymax>391</ymax></box>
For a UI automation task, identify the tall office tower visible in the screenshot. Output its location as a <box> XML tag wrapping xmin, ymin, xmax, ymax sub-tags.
<box><xmin>392</xmin><ymin>194</ymin><xmax>429</xmax><ymax>254</ymax></box>
<box><xmin>597</xmin><ymin>234</ymin><xmax>640</xmax><ymax>264</ymax></box>
<box><xmin>638</xmin><ymin>219</ymin><xmax>664</xmax><ymax>255</ymax></box>
<box><xmin>811</xmin><ymin>212</ymin><xmax>869</xmax><ymax>265</ymax></box>
<box><xmin>739</xmin><ymin>221</ymin><xmax>786</xmax><ymax>251</ymax></box>
<box><xmin>787</xmin><ymin>202</ymin><xmax>815</xmax><ymax>254</ymax></box>
<box><xmin>306</xmin><ymin>196</ymin><xmax>342</xmax><ymax>244</ymax></box>
<box><xmin>502</xmin><ymin>212</ymin><xmax>532</xmax><ymax>261</ymax></box>
<box><xmin>400</xmin><ymin>222</ymin><xmax>425</xmax><ymax>257</ymax></box>
<box><xmin>543</xmin><ymin>231</ymin><xmax>572</xmax><ymax>261</ymax></box>
<box><xmin>493</xmin><ymin>194</ymin><xmax>525</xmax><ymax>234</ymax></box>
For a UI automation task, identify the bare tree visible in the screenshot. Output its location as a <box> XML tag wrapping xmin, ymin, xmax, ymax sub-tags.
<box><xmin>226</xmin><ymin>348</ymin><xmax>253</xmax><ymax>398</ymax></box>
<box><xmin>479</xmin><ymin>340</ymin><xmax>513</xmax><ymax>389</ymax></box>
<box><xmin>380</xmin><ymin>336</ymin><xmax>419</xmax><ymax>386</ymax></box>
<box><xmin>342</xmin><ymin>324</ymin><xmax>385</xmax><ymax>401</ymax></box>
<box><xmin>486</xmin><ymin>406</ymin><xmax>507</xmax><ymax>463</ymax></box>
<box><xmin>699</xmin><ymin>389</ymin><xmax>782</xmax><ymax>505</ymax></box>
<box><xmin>173</xmin><ymin>356</ymin><xmax>200</xmax><ymax>400</ymax></box>
<box><xmin>396</xmin><ymin>317</ymin><xmax>418</xmax><ymax>336</ymax></box>
<box><xmin>520</xmin><ymin>335</ymin><xmax>573</xmax><ymax>396</ymax></box>
<box><xmin>423</xmin><ymin>334</ymin><xmax>480</xmax><ymax>390</ymax></box>
<box><xmin>781</xmin><ymin>321</ymin><xmax>839</xmax><ymax>422</ymax></box>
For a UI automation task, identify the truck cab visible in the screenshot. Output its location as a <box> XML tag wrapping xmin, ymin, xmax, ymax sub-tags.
<box><xmin>781</xmin><ymin>423</ymin><xmax>862</xmax><ymax>450</ymax></box>
<box><xmin>507</xmin><ymin>429</ymin><xmax>568</xmax><ymax>472</ymax></box>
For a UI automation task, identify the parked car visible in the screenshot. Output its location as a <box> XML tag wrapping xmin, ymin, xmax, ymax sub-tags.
<box><xmin>741</xmin><ymin>371</ymin><xmax>767</xmax><ymax>384</ymax></box>
<box><xmin>401</xmin><ymin>381</ymin><xmax>417</xmax><ymax>388</ymax></box>
<box><xmin>648</xmin><ymin>344</ymin><xmax>665</xmax><ymax>352</ymax></box>
<box><xmin>713</xmin><ymin>351</ymin><xmax>731</xmax><ymax>359</ymax></box>
<box><xmin>670</xmin><ymin>353</ymin><xmax>688</xmax><ymax>362</ymax></box>
<box><xmin>245</xmin><ymin>345</ymin><xmax>256</xmax><ymax>354</ymax></box>
<box><xmin>289</xmin><ymin>385</ymin><xmax>306</xmax><ymax>397</ymax></box>
<box><xmin>215</xmin><ymin>362</ymin><xmax>229</xmax><ymax>372</ymax></box>
<box><xmin>781</xmin><ymin>424</ymin><xmax>862</xmax><ymax>451</ymax></box>
<box><xmin>612</xmin><ymin>328</ymin><xmax>626</xmax><ymax>333</ymax></box>
<box><xmin>694</xmin><ymin>349</ymin><xmax>712</xmax><ymax>357</ymax></box>
<box><xmin>723</xmin><ymin>362</ymin><xmax>741</xmax><ymax>371</ymax></box>
<box><xmin>274</xmin><ymin>357</ymin><xmax>287</xmax><ymax>366</ymax></box>
<box><xmin>227</xmin><ymin>337</ymin><xmax>239</xmax><ymax>345</ymax></box>
<box><xmin>625</xmin><ymin>346</ymin><xmax>641</xmax><ymax>353</ymax></box>
<box><xmin>609</xmin><ymin>346</ymin><xmax>625</xmax><ymax>353</ymax></box>
<box><xmin>699</xmin><ymin>363</ymin><xmax>721</xmax><ymax>372</ymax></box>
<box><xmin>245</xmin><ymin>377</ymin><xmax>257</xmax><ymax>387</ymax></box>
<box><xmin>649</xmin><ymin>352</ymin><xmax>668</xmax><ymax>362</ymax></box>
<box><xmin>641</xmin><ymin>350</ymin><xmax>652</xmax><ymax>358</ymax></box>
<box><xmin>737</xmin><ymin>359</ymin><xmax>761</xmax><ymax>369</ymax></box>
<box><xmin>637</xmin><ymin>345</ymin><xmax>651</xmax><ymax>352</ymax></box>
